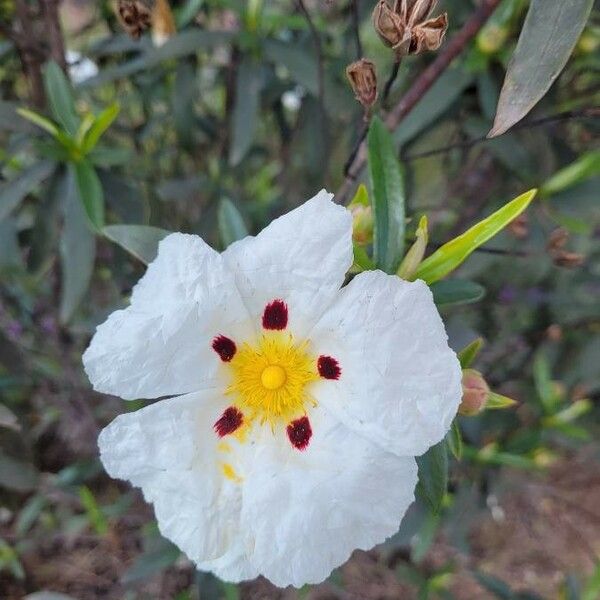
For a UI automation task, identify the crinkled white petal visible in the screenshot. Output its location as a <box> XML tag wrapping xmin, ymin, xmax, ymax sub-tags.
<box><xmin>83</xmin><ymin>233</ymin><xmax>254</xmax><ymax>400</ymax></box>
<box><xmin>98</xmin><ymin>390</ymin><xmax>248</xmax><ymax>564</ymax></box>
<box><xmin>238</xmin><ymin>406</ymin><xmax>418</xmax><ymax>588</ymax></box>
<box><xmin>310</xmin><ymin>270</ymin><xmax>462</xmax><ymax>457</ymax></box>
<box><xmin>222</xmin><ymin>190</ymin><xmax>353</xmax><ymax>337</ymax></box>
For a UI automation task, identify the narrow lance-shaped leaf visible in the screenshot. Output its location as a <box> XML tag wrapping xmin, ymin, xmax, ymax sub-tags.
<box><xmin>414</xmin><ymin>189</ymin><xmax>537</xmax><ymax>284</ymax></box>
<box><xmin>71</xmin><ymin>161</ymin><xmax>105</xmax><ymax>231</ymax></box>
<box><xmin>541</xmin><ymin>150</ymin><xmax>600</xmax><ymax>197</ymax></box>
<box><xmin>82</xmin><ymin>103</ymin><xmax>120</xmax><ymax>154</ymax></box>
<box><xmin>430</xmin><ymin>279</ymin><xmax>486</xmax><ymax>307</ymax></box>
<box><xmin>367</xmin><ymin>116</ymin><xmax>405</xmax><ymax>274</ymax></box>
<box><xmin>103</xmin><ymin>225</ymin><xmax>171</xmax><ymax>265</ymax></box>
<box><xmin>218</xmin><ymin>199</ymin><xmax>249</xmax><ymax>247</ymax></box>
<box><xmin>489</xmin><ymin>0</ymin><xmax>594</xmax><ymax>137</ymax></box>
<box><xmin>43</xmin><ymin>61</ymin><xmax>80</xmax><ymax>137</ymax></box>
<box><xmin>0</xmin><ymin>160</ymin><xmax>56</xmax><ymax>222</ymax></box>
<box><xmin>229</xmin><ymin>60</ymin><xmax>263</xmax><ymax>166</ymax></box>
<box><xmin>457</xmin><ymin>338</ymin><xmax>484</xmax><ymax>369</ymax></box>
<box><xmin>60</xmin><ymin>169</ymin><xmax>96</xmax><ymax>324</ymax></box>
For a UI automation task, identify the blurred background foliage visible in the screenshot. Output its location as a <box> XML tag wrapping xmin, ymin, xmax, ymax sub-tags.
<box><xmin>0</xmin><ymin>0</ymin><xmax>599</xmax><ymax>598</ymax></box>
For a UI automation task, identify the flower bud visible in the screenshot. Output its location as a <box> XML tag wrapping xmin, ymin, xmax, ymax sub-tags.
<box><xmin>459</xmin><ymin>369</ymin><xmax>489</xmax><ymax>416</ymax></box>
<box><xmin>372</xmin><ymin>0</ymin><xmax>406</xmax><ymax>49</ymax></box>
<box><xmin>152</xmin><ymin>0</ymin><xmax>176</xmax><ymax>47</ymax></box>
<box><xmin>350</xmin><ymin>203</ymin><xmax>374</xmax><ymax>245</ymax></box>
<box><xmin>345</xmin><ymin>59</ymin><xmax>378</xmax><ymax>112</ymax></box>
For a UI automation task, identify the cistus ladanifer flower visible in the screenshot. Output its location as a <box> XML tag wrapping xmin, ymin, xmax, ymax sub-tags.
<box><xmin>83</xmin><ymin>191</ymin><xmax>461</xmax><ymax>588</ymax></box>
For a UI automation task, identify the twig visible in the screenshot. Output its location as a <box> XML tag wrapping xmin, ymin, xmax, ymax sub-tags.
<box><xmin>40</xmin><ymin>0</ymin><xmax>68</xmax><ymax>73</ymax></box>
<box><xmin>351</xmin><ymin>0</ymin><xmax>363</xmax><ymax>59</ymax></box>
<box><xmin>381</xmin><ymin>59</ymin><xmax>401</xmax><ymax>108</ymax></box>
<box><xmin>403</xmin><ymin>107</ymin><xmax>600</xmax><ymax>161</ymax></box>
<box><xmin>336</xmin><ymin>0</ymin><xmax>502</xmax><ymax>204</ymax></box>
<box><xmin>14</xmin><ymin>0</ymin><xmax>46</xmax><ymax>108</ymax></box>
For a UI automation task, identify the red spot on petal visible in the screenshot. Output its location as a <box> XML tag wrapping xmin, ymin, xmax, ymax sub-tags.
<box><xmin>262</xmin><ymin>299</ymin><xmax>288</xmax><ymax>330</ymax></box>
<box><xmin>214</xmin><ymin>406</ymin><xmax>244</xmax><ymax>437</ymax></box>
<box><xmin>318</xmin><ymin>355</ymin><xmax>341</xmax><ymax>380</ymax></box>
<box><xmin>212</xmin><ymin>335</ymin><xmax>236</xmax><ymax>362</ymax></box>
<box><xmin>287</xmin><ymin>416</ymin><xmax>312</xmax><ymax>450</ymax></box>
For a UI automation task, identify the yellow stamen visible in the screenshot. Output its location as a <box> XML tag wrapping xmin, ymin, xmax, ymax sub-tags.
<box><xmin>225</xmin><ymin>333</ymin><xmax>318</xmax><ymax>427</ymax></box>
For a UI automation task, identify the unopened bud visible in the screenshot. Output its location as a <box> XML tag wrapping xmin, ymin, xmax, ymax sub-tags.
<box><xmin>508</xmin><ymin>213</ymin><xmax>529</xmax><ymax>239</ymax></box>
<box><xmin>546</xmin><ymin>227</ymin><xmax>569</xmax><ymax>252</ymax></box>
<box><xmin>459</xmin><ymin>369</ymin><xmax>489</xmax><ymax>416</ymax></box>
<box><xmin>349</xmin><ymin>184</ymin><xmax>374</xmax><ymax>245</ymax></box>
<box><xmin>152</xmin><ymin>0</ymin><xmax>176</xmax><ymax>47</ymax></box>
<box><xmin>346</xmin><ymin>59</ymin><xmax>378</xmax><ymax>112</ymax></box>
<box><xmin>552</xmin><ymin>250</ymin><xmax>585</xmax><ymax>269</ymax></box>
<box><xmin>350</xmin><ymin>204</ymin><xmax>374</xmax><ymax>245</ymax></box>
<box><xmin>397</xmin><ymin>215</ymin><xmax>428</xmax><ymax>280</ymax></box>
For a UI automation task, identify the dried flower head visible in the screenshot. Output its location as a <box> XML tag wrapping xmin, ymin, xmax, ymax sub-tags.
<box><xmin>116</xmin><ymin>0</ymin><xmax>152</xmax><ymax>39</ymax></box>
<box><xmin>345</xmin><ymin>58</ymin><xmax>378</xmax><ymax>112</ymax></box>
<box><xmin>372</xmin><ymin>0</ymin><xmax>448</xmax><ymax>56</ymax></box>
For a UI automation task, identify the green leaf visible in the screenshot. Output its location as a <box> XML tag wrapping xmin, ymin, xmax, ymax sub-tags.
<box><xmin>103</xmin><ymin>225</ymin><xmax>171</xmax><ymax>265</ymax></box>
<box><xmin>367</xmin><ymin>116</ymin><xmax>405</xmax><ymax>274</ymax></box>
<box><xmin>352</xmin><ymin>244</ymin><xmax>375</xmax><ymax>271</ymax></box>
<box><xmin>489</xmin><ymin>0</ymin><xmax>594</xmax><ymax>137</ymax></box>
<box><xmin>416</xmin><ymin>440</ymin><xmax>448</xmax><ymax>514</ymax></box>
<box><xmin>71</xmin><ymin>161</ymin><xmax>105</xmax><ymax>230</ymax></box>
<box><xmin>229</xmin><ymin>60</ymin><xmax>263</xmax><ymax>166</ymax></box>
<box><xmin>263</xmin><ymin>39</ymin><xmax>319</xmax><ymax>95</ymax></box>
<box><xmin>121</xmin><ymin>542</ymin><xmax>180</xmax><ymax>584</ymax></box>
<box><xmin>446</xmin><ymin>421</ymin><xmax>463</xmax><ymax>460</ymax></box>
<box><xmin>0</xmin><ymin>450</ymin><xmax>39</xmax><ymax>492</ymax></box>
<box><xmin>80</xmin><ymin>30</ymin><xmax>235</xmax><ymax>88</ymax></box>
<box><xmin>457</xmin><ymin>338</ymin><xmax>484</xmax><ymax>369</ymax></box>
<box><xmin>414</xmin><ymin>189</ymin><xmax>537</xmax><ymax>284</ymax></box>
<box><xmin>218</xmin><ymin>199</ymin><xmax>249</xmax><ymax>247</ymax></box>
<box><xmin>532</xmin><ymin>351</ymin><xmax>559</xmax><ymax>414</ymax></box>
<box><xmin>222</xmin><ymin>583</ymin><xmax>240</xmax><ymax>600</ymax></box>
<box><xmin>0</xmin><ymin>160</ymin><xmax>56</xmax><ymax>221</ymax></box>
<box><xmin>78</xmin><ymin>485</ymin><xmax>108</xmax><ymax>535</ymax></box>
<box><xmin>43</xmin><ymin>60</ymin><xmax>80</xmax><ymax>137</ymax></box>
<box><xmin>486</xmin><ymin>392</ymin><xmax>517</xmax><ymax>410</ymax></box>
<box><xmin>59</xmin><ymin>170</ymin><xmax>96</xmax><ymax>324</ymax></box>
<box><xmin>349</xmin><ymin>183</ymin><xmax>369</xmax><ymax>207</ymax></box>
<box><xmin>81</xmin><ymin>103</ymin><xmax>120</xmax><ymax>153</ymax></box>
<box><xmin>430</xmin><ymin>279</ymin><xmax>486</xmax><ymax>306</ymax></box>
<box><xmin>16</xmin><ymin>107</ymin><xmax>60</xmax><ymax>137</ymax></box>
<box><xmin>474</xmin><ymin>571</ymin><xmax>513</xmax><ymax>599</ymax></box>
<box><xmin>541</xmin><ymin>151</ymin><xmax>600</xmax><ymax>197</ymax></box>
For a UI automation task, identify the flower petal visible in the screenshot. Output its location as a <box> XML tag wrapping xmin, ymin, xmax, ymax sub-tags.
<box><xmin>98</xmin><ymin>390</ymin><xmax>249</xmax><ymax>564</ymax></box>
<box><xmin>238</xmin><ymin>406</ymin><xmax>418</xmax><ymax>587</ymax></box>
<box><xmin>222</xmin><ymin>190</ymin><xmax>353</xmax><ymax>337</ymax></box>
<box><xmin>311</xmin><ymin>270</ymin><xmax>461</xmax><ymax>457</ymax></box>
<box><xmin>83</xmin><ymin>233</ymin><xmax>253</xmax><ymax>399</ymax></box>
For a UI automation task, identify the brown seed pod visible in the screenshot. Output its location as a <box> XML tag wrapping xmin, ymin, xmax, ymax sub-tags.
<box><xmin>116</xmin><ymin>0</ymin><xmax>153</xmax><ymax>39</ymax></box>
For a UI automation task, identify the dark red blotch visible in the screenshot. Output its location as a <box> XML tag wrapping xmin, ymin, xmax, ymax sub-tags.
<box><xmin>262</xmin><ymin>299</ymin><xmax>288</xmax><ymax>330</ymax></box>
<box><xmin>317</xmin><ymin>355</ymin><xmax>341</xmax><ymax>380</ymax></box>
<box><xmin>287</xmin><ymin>416</ymin><xmax>312</xmax><ymax>450</ymax></box>
<box><xmin>212</xmin><ymin>335</ymin><xmax>237</xmax><ymax>362</ymax></box>
<box><xmin>214</xmin><ymin>406</ymin><xmax>244</xmax><ymax>437</ymax></box>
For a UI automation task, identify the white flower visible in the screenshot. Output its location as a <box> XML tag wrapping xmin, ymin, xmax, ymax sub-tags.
<box><xmin>83</xmin><ymin>190</ymin><xmax>461</xmax><ymax>588</ymax></box>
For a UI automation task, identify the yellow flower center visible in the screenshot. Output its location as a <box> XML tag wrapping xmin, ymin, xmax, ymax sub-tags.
<box><xmin>226</xmin><ymin>333</ymin><xmax>318</xmax><ymax>426</ymax></box>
